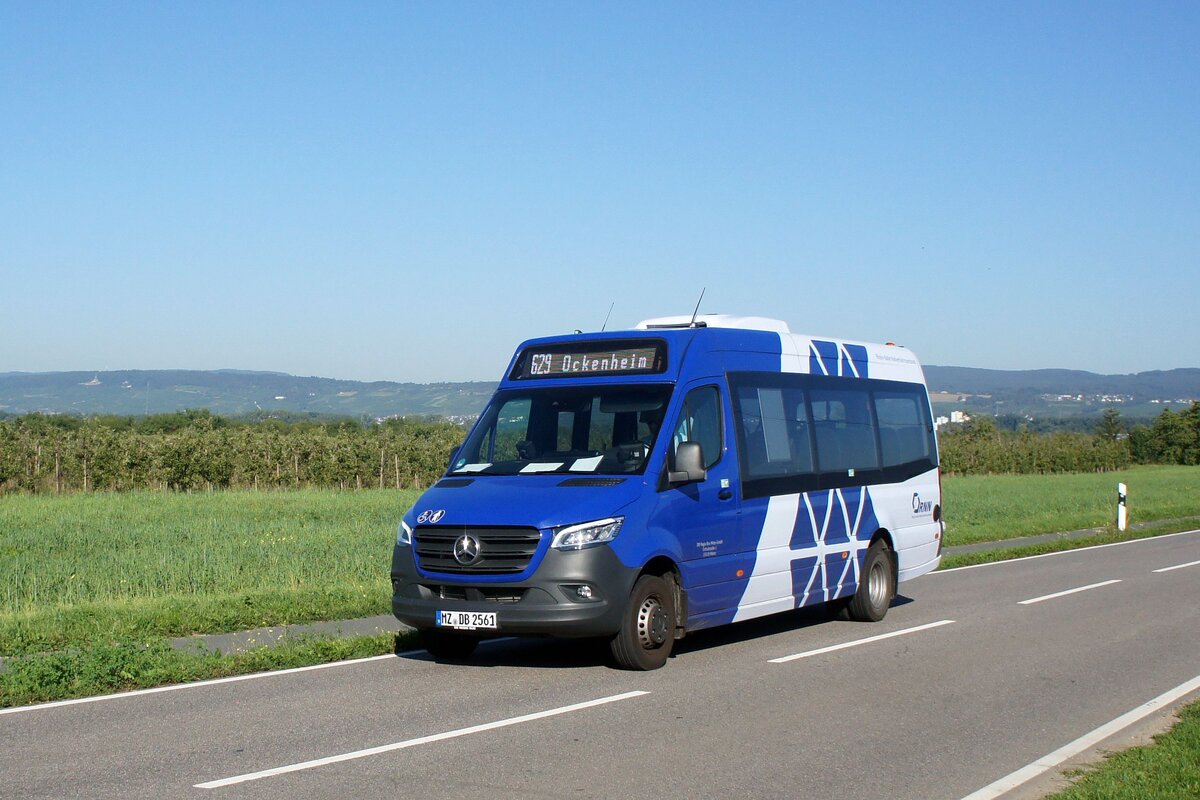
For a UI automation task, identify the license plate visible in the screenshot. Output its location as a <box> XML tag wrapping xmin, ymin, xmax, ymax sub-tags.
<box><xmin>435</xmin><ymin>610</ymin><xmax>497</xmax><ymax>631</ymax></box>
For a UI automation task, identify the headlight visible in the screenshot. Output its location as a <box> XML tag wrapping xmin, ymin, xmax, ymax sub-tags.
<box><xmin>397</xmin><ymin>519</ymin><xmax>413</xmax><ymax>546</ymax></box>
<box><xmin>551</xmin><ymin>517</ymin><xmax>624</xmax><ymax>550</ymax></box>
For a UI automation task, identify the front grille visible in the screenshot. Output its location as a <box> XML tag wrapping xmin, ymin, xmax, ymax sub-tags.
<box><xmin>426</xmin><ymin>585</ymin><xmax>528</xmax><ymax>603</ymax></box>
<box><xmin>414</xmin><ymin>526</ymin><xmax>541</xmax><ymax>574</ymax></box>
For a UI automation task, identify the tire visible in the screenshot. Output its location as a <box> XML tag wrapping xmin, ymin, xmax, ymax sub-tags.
<box><xmin>420</xmin><ymin>629</ymin><xmax>479</xmax><ymax>660</ymax></box>
<box><xmin>610</xmin><ymin>574</ymin><xmax>676</xmax><ymax>671</ymax></box>
<box><xmin>847</xmin><ymin>540</ymin><xmax>895</xmax><ymax>622</ymax></box>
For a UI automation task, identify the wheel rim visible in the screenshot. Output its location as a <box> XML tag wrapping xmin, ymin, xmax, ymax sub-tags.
<box><xmin>867</xmin><ymin>559</ymin><xmax>888</xmax><ymax>607</ymax></box>
<box><xmin>636</xmin><ymin>594</ymin><xmax>669</xmax><ymax>649</ymax></box>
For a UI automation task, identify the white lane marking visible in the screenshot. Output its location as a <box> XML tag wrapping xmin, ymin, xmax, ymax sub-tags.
<box><xmin>1018</xmin><ymin>580</ymin><xmax>1122</xmax><ymax>606</ymax></box>
<box><xmin>195</xmin><ymin>690</ymin><xmax>650</xmax><ymax>789</ymax></box>
<box><xmin>0</xmin><ymin>654</ymin><xmax>396</xmax><ymax>717</ymax></box>
<box><xmin>1153</xmin><ymin>558</ymin><xmax>1200</xmax><ymax>573</ymax></box>
<box><xmin>959</xmin><ymin>673</ymin><xmax>1200</xmax><ymax>800</ymax></box>
<box><xmin>934</xmin><ymin>528</ymin><xmax>1200</xmax><ymax>575</ymax></box>
<box><xmin>0</xmin><ymin>638</ymin><xmax>516</xmax><ymax>717</ymax></box>
<box><xmin>768</xmin><ymin>619</ymin><xmax>956</xmax><ymax>664</ymax></box>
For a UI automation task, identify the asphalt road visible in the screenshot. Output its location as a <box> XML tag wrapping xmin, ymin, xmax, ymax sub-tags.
<box><xmin>3</xmin><ymin>530</ymin><xmax>1198</xmax><ymax>800</ymax></box>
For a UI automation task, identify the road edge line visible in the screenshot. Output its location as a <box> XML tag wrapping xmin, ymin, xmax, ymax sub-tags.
<box><xmin>958</xmin><ymin>673</ymin><xmax>1200</xmax><ymax>800</ymax></box>
<box><xmin>0</xmin><ymin>653</ymin><xmax>399</xmax><ymax>717</ymax></box>
<box><xmin>934</xmin><ymin>528</ymin><xmax>1200</xmax><ymax>575</ymax></box>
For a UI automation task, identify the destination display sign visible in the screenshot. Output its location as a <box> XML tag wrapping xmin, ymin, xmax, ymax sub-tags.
<box><xmin>512</xmin><ymin>340</ymin><xmax>667</xmax><ymax>380</ymax></box>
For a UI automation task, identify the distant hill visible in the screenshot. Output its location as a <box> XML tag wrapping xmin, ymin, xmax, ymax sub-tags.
<box><xmin>923</xmin><ymin>365</ymin><xmax>1200</xmax><ymax>419</ymax></box>
<box><xmin>923</xmin><ymin>366</ymin><xmax>1200</xmax><ymax>398</ymax></box>
<box><xmin>0</xmin><ymin>370</ymin><xmax>497</xmax><ymax>419</ymax></box>
<box><xmin>0</xmin><ymin>366</ymin><xmax>1196</xmax><ymax>420</ymax></box>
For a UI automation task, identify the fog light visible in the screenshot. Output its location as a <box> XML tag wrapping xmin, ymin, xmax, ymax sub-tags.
<box><xmin>576</xmin><ymin>585</ymin><xmax>593</xmax><ymax>600</ymax></box>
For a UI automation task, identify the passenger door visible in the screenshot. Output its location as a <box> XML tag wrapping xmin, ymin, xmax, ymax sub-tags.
<box><xmin>649</xmin><ymin>382</ymin><xmax>744</xmax><ymax>625</ymax></box>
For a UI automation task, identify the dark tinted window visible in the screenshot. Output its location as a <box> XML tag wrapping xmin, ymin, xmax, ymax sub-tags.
<box><xmin>809</xmin><ymin>387</ymin><xmax>879</xmax><ymax>473</ymax></box>
<box><xmin>875</xmin><ymin>392</ymin><xmax>931</xmax><ymax>468</ymax></box>
<box><xmin>733</xmin><ymin>384</ymin><xmax>814</xmax><ymax>479</ymax></box>
<box><xmin>729</xmin><ymin>371</ymin><xmax>936</xmax><ymax>499</ymax></box>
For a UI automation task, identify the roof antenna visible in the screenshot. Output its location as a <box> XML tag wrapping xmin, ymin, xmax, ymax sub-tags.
<box><xmin>688</xmin><ymin>288</ymin><xmax>706</xmax><ymax>327</ymax></box>
<box><xmin>600</xmin><ymin>302</ymin><xmax>615</xmax><ymax>332</ymax></box>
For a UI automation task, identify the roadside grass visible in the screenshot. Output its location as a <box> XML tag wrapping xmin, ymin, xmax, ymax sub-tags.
<box><xmin>1</xmin><ymin>489</ymin><xmax>418</xmax><ymax>656</ymax></box>
<box><xmin>0</xmin><ymin>631</ymin><xmax>413</xmax><ymax>709</ymax></box>
<box><xmin>939</xmin><ymin>518</ymin><xmax>1200</xmax><ymax>570</ymax></box>
<box><xmin>0</xmin><ymin>586</ymin><xmax>390</xmax><ymax>657</ymax></box>
<box><xmin>941</xmin><ymin>465</ymin><xmax>1200</xmax><ymax>546</ymax></box>
<box><xmin>1045</xmin><ymin>700</ymin><xmax>1200</xmax><ymax>800</ymax></box>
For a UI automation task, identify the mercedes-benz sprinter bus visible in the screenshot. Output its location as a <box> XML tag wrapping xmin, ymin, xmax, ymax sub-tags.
<box><xmin>391</xmin><ymin>315</ymin><xmax>942</xmax><ymax>670</ymax></box>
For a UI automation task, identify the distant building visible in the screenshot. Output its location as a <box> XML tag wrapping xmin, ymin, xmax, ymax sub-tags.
<box><xmin>934</xmin><ymin>411</ymin><xmax>970</xmax><ymax>430</ymax></box>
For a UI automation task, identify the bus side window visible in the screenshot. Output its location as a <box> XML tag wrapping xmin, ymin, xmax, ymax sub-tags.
<box><xmin>733</xmin><ymin>384</ymin><xmax>813</xmax><ymax>479</ymax></box>
<box><xmin>809</xmin><ymin>387</ymin><xmax>880</xmax><ymax>472</ymax></box>
<box><xmin>875</xmin><ymin>392</ymin><xmax>931</xmax><ymax>467</ymax></box>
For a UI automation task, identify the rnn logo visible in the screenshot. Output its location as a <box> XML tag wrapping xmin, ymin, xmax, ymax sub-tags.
<box><xmin>912</xmin><ymin>493</ymin><xmax>933</xmax><ymax>515</ymax></box>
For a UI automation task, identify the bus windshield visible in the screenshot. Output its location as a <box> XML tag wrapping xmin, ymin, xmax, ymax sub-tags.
<box><xmin>450</xmin><ymin>385</ymin><xmax>674</xmax><ymax>476</ymax></box>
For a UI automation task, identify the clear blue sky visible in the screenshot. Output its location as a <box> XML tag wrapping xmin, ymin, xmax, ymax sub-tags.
<box><xmin>3</xmin><ymin>2</ymin><xmax>1197</xmax><ymax>382</ymax></box>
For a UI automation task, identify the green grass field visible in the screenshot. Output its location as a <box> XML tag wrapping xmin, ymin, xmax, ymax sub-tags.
<box><xmin>1</xmin><ymin>466</ymin><xmax>1197</xmax><ymax>657</ymax></box>
<box><xmin>942</xmin><ymin>465</ymin><xmax>1200</xmax><ymax>545</ymax></box>
<box><xmin>0</xmin><ymin>489</ymin><xmax>419</xmax><ymax>656</ymax></box>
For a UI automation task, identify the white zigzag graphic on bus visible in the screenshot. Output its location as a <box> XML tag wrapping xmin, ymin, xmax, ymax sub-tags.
<box><xmin>733</xmin><ymin>487</ymin><xmax>876</xmax><ymax>622</ymax></box>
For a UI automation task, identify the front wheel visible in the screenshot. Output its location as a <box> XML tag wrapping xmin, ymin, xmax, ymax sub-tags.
<box><xmin>610</xmin><ymin>574</ymin><xmax>676</xmax><ymax>670</ymax></box>
<box><xmin>847</xmin><ymin>540</ymin><xmax>895</xmax><ymax>622</ymax></box>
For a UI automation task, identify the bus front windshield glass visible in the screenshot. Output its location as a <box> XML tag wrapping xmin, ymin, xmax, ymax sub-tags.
<box><xmin>450</xmin><ymin>385</ymin><xmax>673</xmax><ymax>476</ymax></box>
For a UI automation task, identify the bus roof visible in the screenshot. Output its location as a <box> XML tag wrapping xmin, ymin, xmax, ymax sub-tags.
<box><xmin>500</xmin><ymin>315</ymin><xmax>927</xmax><ymax>387</ymax></box>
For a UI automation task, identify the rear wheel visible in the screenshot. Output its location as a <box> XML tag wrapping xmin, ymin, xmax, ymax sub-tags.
<box><xmin>847</xmin><ymin>540</ymin><xmax>895</xmax><ymax>622</ymax></box>
<box><xmin>420</xmin><ymin>629</ymin><xmax>479</xmax><ymax>660</ymax></box>
<box><xmin>610</xmin><ymin>574</ymin><xmax>676</xmax><ymax>670</ymax></box>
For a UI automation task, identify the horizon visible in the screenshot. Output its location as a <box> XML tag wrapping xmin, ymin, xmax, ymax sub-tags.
<box><xmin>4</xmin><ymin>360</ymin><xmax>1200</xmax><ymax>386</ymax></box>
<box><xmin>3</xmin><ymin>5</ymin><xmax>1198</xmax><ymax>381</ymax></box>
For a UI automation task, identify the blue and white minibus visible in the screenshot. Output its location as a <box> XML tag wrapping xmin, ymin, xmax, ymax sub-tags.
<box><xmin>391</xmin><ymin>315</ymin><xmax>943</xmax><ymax>669</ymax></box>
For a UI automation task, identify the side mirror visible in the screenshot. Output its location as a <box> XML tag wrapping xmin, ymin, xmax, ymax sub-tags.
<box><xmin>447</xmin><ymin>446</ymin><xmax>460</xmax><ymax>470</ymax></box>
<box><xmin>668</xmin><ymin>441</ymin><xmax>707</xmax><ymax>485</ymax></box>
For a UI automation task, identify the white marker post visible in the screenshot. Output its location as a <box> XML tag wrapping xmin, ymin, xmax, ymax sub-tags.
<box><xmin>1117</xmin><ymin>482</ymin><xmax>1128</xmax><ymax>531</ymax></box>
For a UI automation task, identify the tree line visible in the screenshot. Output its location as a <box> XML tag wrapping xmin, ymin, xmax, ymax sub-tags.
<box><xmin>0</xmin><ymin>403</ymin><xmax>1197</xmax><ymax>494</ymax></box>
<box><xmin>938</xmin><ymin>403</ymin><xmax>1200</xmax><ymax>475</ymax></box>
<box><xmin>0</xmin><ymin>411</ymin><xmax>466</xmax><ymax>494</ymax></box>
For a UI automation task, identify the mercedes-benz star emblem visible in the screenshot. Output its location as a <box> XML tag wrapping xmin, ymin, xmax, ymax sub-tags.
<box><xmin>453</xmin><ymin>534</ymin><xmax>481</xmax><ymax>565</ymax></box>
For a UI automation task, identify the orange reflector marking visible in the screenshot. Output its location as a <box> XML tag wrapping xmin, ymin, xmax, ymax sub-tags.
<box><xmin>736</xmin><ymin>569</ymin><xmax>744</xmax><ymax>577</ymax></box>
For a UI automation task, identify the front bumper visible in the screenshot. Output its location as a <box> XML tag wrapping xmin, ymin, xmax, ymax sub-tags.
<box><xmin>390</xmin><ymin>542</ymin><xmax>637</xmax><ymax>638</ymax></box>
